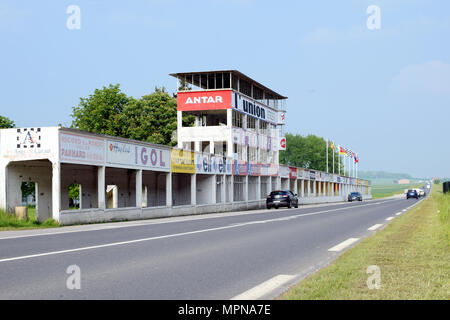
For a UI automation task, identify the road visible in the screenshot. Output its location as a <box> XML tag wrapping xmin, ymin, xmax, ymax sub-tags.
<box><xmin>0</xmin><ymin>195</ymin><xmax>425</xmax><ymax>300</ymax></box>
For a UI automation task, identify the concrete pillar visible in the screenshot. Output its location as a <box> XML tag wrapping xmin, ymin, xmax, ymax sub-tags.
<box><xmin>0</xmin><ymin>161</ymin><xmax>7</xmax><ymax>211</ymax></box>
<box><xmin>268</xmin><ymin>175</ymin><xmax>272</xmax><ymax>193</ymax></box>
<box><xmin>210</xmin><ymin>141</ymin><xmax>214</xmax><ymax>155</ymax></box>
<box><xmin>211</xmin><ymin>174</ymin><xmax>217</xmax><ymax>204</ymax></box>
<box><xmin>313</xmin><ymin>181</ymin><xmax>316</xmax><ymax>197</ymax></box>
<box><xmin>301</xmin><ymin>179</ymin><xmax>304</xmax><ymax>198</ymax></box>
<box><xmin>307</xmin><ymin>180</ymin><xmax>311</xmax><ymax>198</ymax></box>
<box><xmin>221</xmin><ymin>174</ymin><xmax>226</xmax><ymax>203</ymax></box>
<box><xmin>191</xmin><ymin>173</ymin><xmax>196</xmax><ymax>205</ymax></box>
<box><xmin>51</xmin><ymin>161</ymin><xmax>61</xmax><ymax>222</ymax></box>
<box><xmin>293</xmin><ymin>178</ymin><xmax>298</xmax><ymax>195</ymax></box>
<box><xmin>244</xmin><ymin>176</ymin><xmax>249</xmax><ymax>202</ymax></box>
<box><xmin>166</xmin><ymin>172</ymin><xmax>172</xmax><ymax>207</ymax></box>
<box><xmin>256</xmin><ymin>176</ymin><xmax>261</xmax><ymax>200</ymax></box>
<box><xmin>136</xmin><ymin>169</ymin><xmax>142</xmax><ymax>208</ymax></box>
<box><xmin>177</xmin><ymin>111</ymin><xmax>183</xmax><ymax>148</ymax></box>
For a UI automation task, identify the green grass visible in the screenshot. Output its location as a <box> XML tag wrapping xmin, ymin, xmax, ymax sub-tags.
<box><xmin>280</xmin><ymin>184</ymin><xmax>450</xmax><ymax>300</ymax></box>
<box><xmin>0</xmin><ymin>206</ymin><xmax>59</xmax><ymax>230</ymax></box>
<box><xmin>371</xmin><ymin>183</ymin><xmax>424</xmax><ymax>199</ymax></box>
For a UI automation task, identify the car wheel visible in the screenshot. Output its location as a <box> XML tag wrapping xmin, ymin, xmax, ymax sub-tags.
<box><xmin>266</xmin><ymin>206</ymin><xmax>270</xmax><ymax>210</ymax></box>
<box><xmin>295</xmin><ymin>201</ymin><xmax>298</xmax><ymax>208</ymax></box>
<box><xmin>287</xmin><ymin>201</ymin><xmax>292</xmax><ymax>209</ymax></box>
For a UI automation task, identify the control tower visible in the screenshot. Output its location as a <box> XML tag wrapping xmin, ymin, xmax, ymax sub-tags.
<box><xmin>170</xmin><ymin>70</ymin><xmax>287</xmax><ymax>175</ymax></box>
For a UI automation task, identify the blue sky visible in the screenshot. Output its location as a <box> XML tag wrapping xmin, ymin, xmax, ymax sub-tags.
<box><xmin>1</xmin><ymin>0</ymin><xmax>449</xmax><ymax>178</ymax></box>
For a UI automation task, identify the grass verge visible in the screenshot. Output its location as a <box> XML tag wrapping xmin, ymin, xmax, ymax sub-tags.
<box><xmin>0</xmin><ymin>206</ymin><xmax>59</xmax><ymax>231</ymax></box>
<box><xmin>280</xmin><ymin>184</ymin><xmax>450</xmax><ymax>299</ymax></box>
<box><xmin>371</xmin><ymin>183</ymin><xmax>424</xmax><ymax>199</ymax></box>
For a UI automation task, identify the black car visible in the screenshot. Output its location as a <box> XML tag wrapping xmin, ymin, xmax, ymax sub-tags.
<box><xmin>406</xmin><ymin>189</ymin><xmax>419</xmax><ymax>199</ymax></box>
<box><xmin>266</xmin><ymin>190</ymin><xmax>299</xmax><ymax>209</ymax></box>
<box><xmin>348</xmin><ymin>192</ymin><xmax>362</xmax><ymax>202</ymax></box>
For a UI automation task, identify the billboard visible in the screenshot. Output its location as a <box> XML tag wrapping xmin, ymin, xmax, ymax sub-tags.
<box><xmin>177</xmin><ymin>90</ymin><xmax>232</xmax><ymax>111</ymax></box>
<box><xmin>60</xmin><ymin>132</ymin><xmax>105</xmax><ymax>166</ymax></box>
<box><xmin>171</xmin><ymin>149</ymin><xmax>195</xmax><ymax>173</ymax></box>
<box><xmin>106</xmin><ymin>140</ymin><xmax>170</xmax><ymax>171</ymax></box>
<box><xmin>231</xmin><ymin>92</ymin><xmax>277</xmax><ymax>124</ymax></box>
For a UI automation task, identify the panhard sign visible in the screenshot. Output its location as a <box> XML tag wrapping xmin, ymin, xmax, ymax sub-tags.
<box><xmin>171</xmin><ymin>149</ymin><xmax>195</xmax><ymax>173</ymax></box>
<box><xmin>60</xmin><ymin>132</ymin><xmax>105</xmax><ymax>165</ymax></box>
<box><xmin>106</xmin><ymin>140</ymin><xmax>170</xmax><ymax>171</ymax></box>
<box><xmin>177</xmin><ymin>90</ymin><xmax>232</xmax><ymax>111</ymax></box>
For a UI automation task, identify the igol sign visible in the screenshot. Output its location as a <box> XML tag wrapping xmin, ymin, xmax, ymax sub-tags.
<box><xmin>232</xmin><ymin>92</ymin><xmax>277</xmax><ymax>124</ymax></box>
<box><xmin>106</xmin><ymin>140</ymin><xmax>170</xmax><ymax>171</ymax></box>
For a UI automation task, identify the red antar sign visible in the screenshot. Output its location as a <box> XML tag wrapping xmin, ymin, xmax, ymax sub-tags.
<box><xmin>177</xmin><ymin>90</ymin><xmax>232</xmax><ymax>111</ymax></box>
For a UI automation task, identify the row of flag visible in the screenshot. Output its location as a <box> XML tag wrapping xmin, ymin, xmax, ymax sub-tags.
<box><xmin>329</xmin><ymin>141</ymin><xmax>359</xmax><ymax>163</ymax></box>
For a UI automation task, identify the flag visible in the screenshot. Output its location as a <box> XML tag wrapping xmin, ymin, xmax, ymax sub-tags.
<box><xmin>338</xmin><ymin>145</ymin><xmax>347</xmax><ymax>156</ymax></box>
<box><xmin>330</xmin><ymin>141</ymin><xmax>336</xmax><ymax>151</ymax></box>
<box><xmin>354</xmin><ymin>153</ymin><xmax>359</xmax><ymax>163</ymax></box>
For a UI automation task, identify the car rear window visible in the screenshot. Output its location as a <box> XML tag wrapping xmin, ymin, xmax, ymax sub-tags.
<box><xmin>270</xmin><ymin>191</ymin><xmax>288</xmax><ymax>196</ymax></box>
<box><xmin>351</xmin><ymin>192</ymin><xmax>359</xmax><ymax>196</ymax></box>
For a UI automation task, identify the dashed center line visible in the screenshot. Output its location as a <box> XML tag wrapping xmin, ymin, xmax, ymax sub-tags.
<box><xmin>385</xmin><ymin>216</ymin><xmax>395</xmax><ymax>221</ymax></box>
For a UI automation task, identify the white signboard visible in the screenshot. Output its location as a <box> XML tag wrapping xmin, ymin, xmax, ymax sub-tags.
<box><xmin>279</xmin><ymin>165</ymin><xmax>290</xmax><ymax>178</ymax></box>
<box><xmin>279</xmin><ymin>137</ymin><xmax>286</xmax><ymax>151</ymax></box>
<box><xmin>60</xmin><ymin>132</ymin><xmax>105</xmax><ymax>165</ymax></box>
<box><xmin>278</xmin><ymin>111</ymin><xmax>286</xmax><ymax>125</ymax></box>
<box><xmin>231</xmin><ymin>92</ymin><xmax>277</xmax><ymax>124</ymax></box>
<box><xmin>1</xmin><ymin>127</ymin><xmax>56</xmax><ymax>161</ymax></box>
<box><xmin>106</xmin><ymin>140</ymin><xmax>170</xmax><ymax>171</ymax></box>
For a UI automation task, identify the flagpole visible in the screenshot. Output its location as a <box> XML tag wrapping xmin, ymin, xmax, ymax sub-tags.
<box><xmin>332</xmin><ymin>144</ymin><xmax>335</xmax><ymax>174</ymax></box>
<box><xmin>326</xmin><ymin>138</ymin><xmax>328</xmax><ymax>173</ymax></box>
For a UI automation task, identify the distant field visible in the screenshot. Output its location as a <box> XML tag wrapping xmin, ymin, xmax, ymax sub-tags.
<box><xmin>371</xmin><ymin>183</ymin><xmax>424</xmax><ymax>199</ymax></box>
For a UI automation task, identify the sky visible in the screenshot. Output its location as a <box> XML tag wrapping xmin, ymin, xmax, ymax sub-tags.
<box><xmin>0</xmin><ymin>0</ymin><xmax>449</xmax><ymax>178</ymax></box>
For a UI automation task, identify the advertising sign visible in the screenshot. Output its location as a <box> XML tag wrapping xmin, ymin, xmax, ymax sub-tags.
<box><xmin>268</xmin><ymin>164</ymin><xmax>279</xmax><ymax>176</ymax></box>
<box><xmin>278</xmin><ymin>111</ymin><xmax>286</xmax><ymax>125</ymax></box>
<box><xmin>231</xmin><ymin>92</ymin><xmax>277</xmax><ymax>124</ymax></box>
<box><xmin>232</xmin><ymin>160</ymin><xmax>248</xmax><ymax>176</ymax></box>
<box><xmin>177</xmin><ymin>90</ymin><xmax>232</xmax><ymax>111</ymax></box>
<box><xmin>171</xmin><ymin>149</ymin><xmax>195</xmax><ymax>173</ymax></box>
<box><xmin>309</xmin><ymin>170</ymin><xmax>316</xmax><ymax>181</ymax></box>
<box><xmin>106</xmin><ymin>140</ymin><xmax>170</xmax><ymax>171</ymax></box>
<box><xmin>211</xmin><ymin>156</ymin><xmax>232</xmax><ymax>175</ymax></box>
<box><xmin>60</xmin><ymin>132</ymin><xmax>105</xmax><ymax>165</ymax></box>
<box><xmin>289</xmin><ymin>167</ymin><xmax>297</xmax><ymax>179</ymax></box>
<box><xmin>279</xmin><ymin>165</ymin><xmax>290</xmax><ymax>178</ymax></box>
<box><xmin>279</xmin><ymin>137</ymin><xmax>286</xmax><ymax>151</ymax></box>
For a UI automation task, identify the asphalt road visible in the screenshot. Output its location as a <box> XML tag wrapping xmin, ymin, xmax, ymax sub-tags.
<box><xmin>0</xmin><ymin>195</ymin><xmax>425</xmax><ymax>300</ymax></box>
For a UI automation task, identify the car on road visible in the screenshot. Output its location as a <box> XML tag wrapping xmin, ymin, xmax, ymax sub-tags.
<box><xmin>348</xmin><ymin>192</ymin><xmax>362</xmax><ymax>202</ymax></box>
<box><xmin>406</xmin><ymin>189</ymin><xmax>419</xmax><ymax>199</ymax></box>
<box><xmin>266</xmin><ymin>190</ymin><xmax>299</xmax><ymax>209</ymax></box>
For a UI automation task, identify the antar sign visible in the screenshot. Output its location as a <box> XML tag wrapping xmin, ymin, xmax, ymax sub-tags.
<box><xmin>177</xmin><ymin>90</ymin><xmax>232</xmax><ymax>111</ymax></box>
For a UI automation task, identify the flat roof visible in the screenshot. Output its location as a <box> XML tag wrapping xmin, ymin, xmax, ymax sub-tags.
<box><xmin>169</xmin><ymin>70</ymin><xmax>287</xmax><ymax>100</ymax></box>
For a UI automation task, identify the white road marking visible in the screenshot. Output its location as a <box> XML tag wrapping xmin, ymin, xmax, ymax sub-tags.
<box><xmin>402</xmin><ymin>209</ymin><xmax>407</xmax><ymax>212</ymax></box>
<box><xmin>385</xmin><ymin>217</ymin><xmax>395</xmax><ymax>221</ymax></box>
<box><xmin>368</xmin><ymin>224</ymin><xmax>383</xmax><ymax>231</ymax></box>
<box><xmin>395</xmin><ymin>212</ymin><xmax>403</xmax><ymax>216</ymax></box>
<box><xmin>328</xmin><ymin>238</ymin><xmax>360</xmax><ymax>252</ymax></box>
<box><xmin>231</xmin><ymin>274</ymin><xmax>297</xmax><ymax>300</ymax></box>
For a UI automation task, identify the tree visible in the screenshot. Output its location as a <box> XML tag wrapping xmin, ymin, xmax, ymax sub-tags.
<box><xmin>279</xmin><ymin>133</ymin><xmax>343</xmax><ymax>172</ymax></box>
<box><xmin>71</xmin><ymin>85</ymin><xmax>194</xmax><ymax>146</ymax></box>
<box><xmin>71</xmin><ymin>84</ymin><xmax>131</xmax><ymax>137</ymax></box>
<box><xmin>0</xmin><ymin>115</ymin><xmax>15</xmax><ymax>128</ymax></box>
<box><xmin>119</xmin><ymin>87</ymin><xmax>194</xmax><ymax>146</ymax></box>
